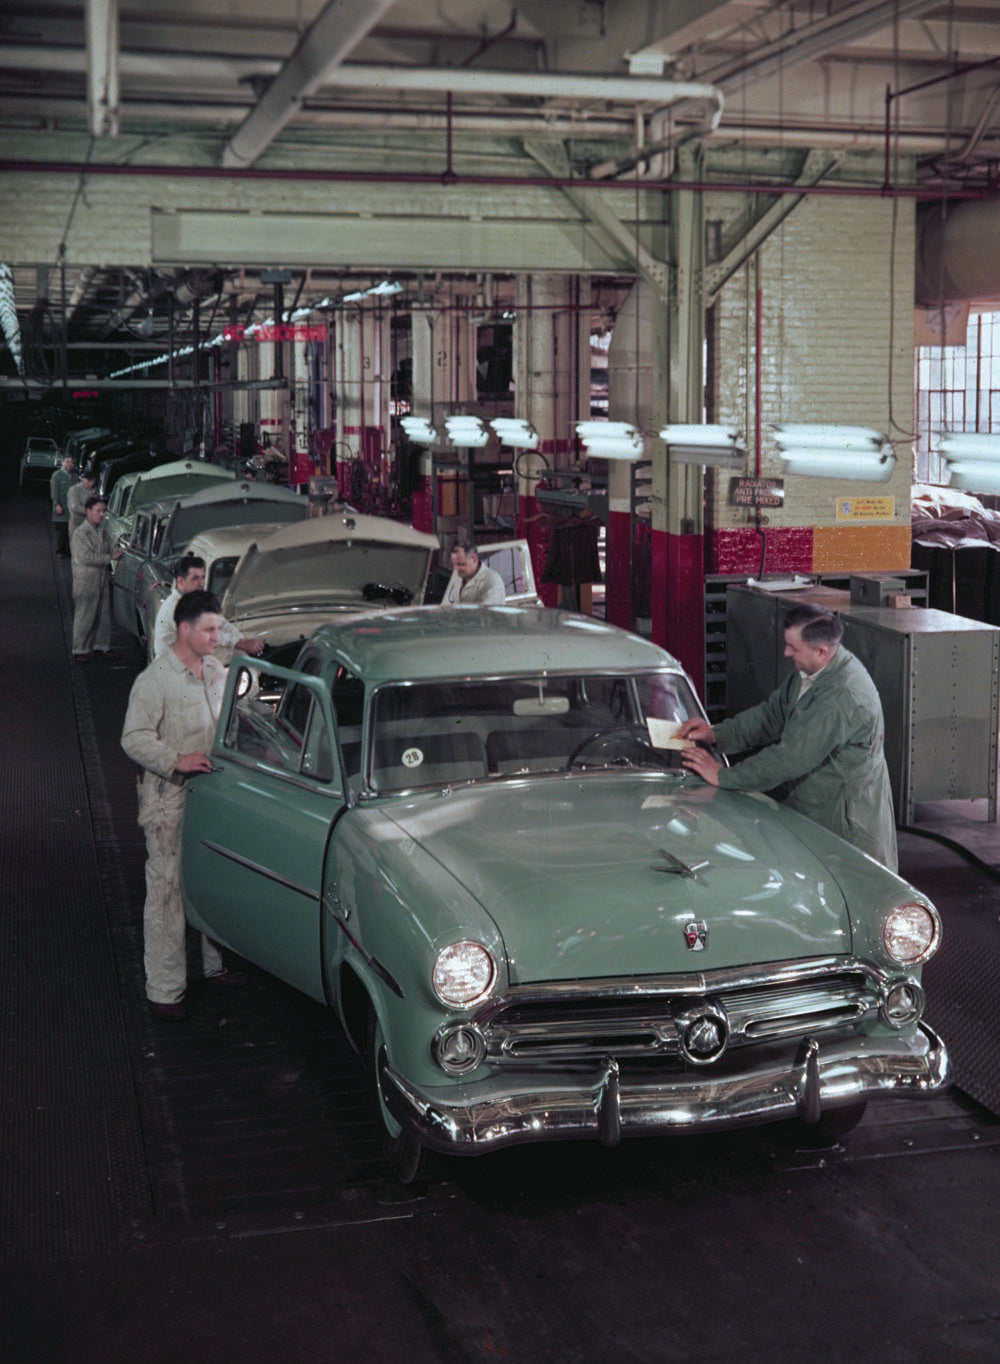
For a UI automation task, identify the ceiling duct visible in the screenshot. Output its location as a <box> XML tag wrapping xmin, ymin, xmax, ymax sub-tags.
<box><xmin>221</xmin><ymin>0</ymin><xmax>398</xmax><ymax>169</ymax></box>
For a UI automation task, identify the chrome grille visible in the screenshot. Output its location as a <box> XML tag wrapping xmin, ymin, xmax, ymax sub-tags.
<box><xmin>478</xmin><ymin>968</ymin><xmax>879</xmax><ymax>1068</ymax></box>
<box><xmin>724</xmin><ymin>974</ymin><xmax>875</xmax><ymax>1041</ymax></box>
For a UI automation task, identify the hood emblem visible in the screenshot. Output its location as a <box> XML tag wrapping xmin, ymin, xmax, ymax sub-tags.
<box><xmin>684</xmin><ymin>920</ymin><xmax>709</xmax><ymax>951</ymax></box>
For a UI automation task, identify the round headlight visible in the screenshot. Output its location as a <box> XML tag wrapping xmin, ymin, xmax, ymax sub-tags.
<box><xmin>883</xmin><ymin>902</ymin><xmax>941</xmax><ymax>965</ymax></box>
<box><xmin>432</xmin><ymin>941</ymin><xmax>497</xmax><ymax>1007</ymax></box>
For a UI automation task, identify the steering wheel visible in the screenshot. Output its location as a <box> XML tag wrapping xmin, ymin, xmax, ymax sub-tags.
<box><xmin>565</xmin><ymin>722</ymin><xmax>667</xmax><ymax>770</ymax></box>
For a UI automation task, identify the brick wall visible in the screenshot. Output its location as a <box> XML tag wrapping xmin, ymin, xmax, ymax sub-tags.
<box><xmin>707</xmin><ymin>189</ymin><xmax>915</xmax><ymax>575</ymax></box>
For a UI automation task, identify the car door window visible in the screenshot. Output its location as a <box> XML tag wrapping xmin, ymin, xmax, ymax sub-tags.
<box><xmin>222</xmin><ymin>659</ymin><xmax>343</xmax><ymax>792</ymax></box>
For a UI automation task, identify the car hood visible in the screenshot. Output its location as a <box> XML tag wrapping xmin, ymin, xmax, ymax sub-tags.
<box><xmin>381</xmin><ymin>776</ymin><xmax>855</xmax><ymax>982</ymax></box>
<box><xmin>222</xmin><ymin>512</ymin><xmax>440</xmax><ymax>619</ymax></box>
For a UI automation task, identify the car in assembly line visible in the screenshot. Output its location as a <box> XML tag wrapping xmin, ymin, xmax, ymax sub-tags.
<box><xmin>102</xmin><ymin>457</ymin><xmax>237</xmax><ymax>548</ymax></box>
<box><xmin>180</xmin><ymin>606</ymin><xmax>949</xmax><ymax>1183</ymax></box>
<box><xmin>19</xmin><ymin>435</ymin><xmax>63</xmax><ymax>488</ymax></box>
<box><xmin>207</xmin><ymin>509</ymin><xmax>442</xmax><ymax>660</ymax></box>
<box><xmin>111</xmin><ymin>480</ymin><xmax>310</xmax><ymax>651</ymax></box>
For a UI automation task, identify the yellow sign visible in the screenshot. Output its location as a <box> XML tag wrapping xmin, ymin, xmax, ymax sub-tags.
<box><xmin>835</xmin><ymin>496</ymin><xmax>895</xmax><ymax>522</ymax></box>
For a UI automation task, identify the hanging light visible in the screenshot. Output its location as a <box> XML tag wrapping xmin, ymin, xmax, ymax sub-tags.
<box><xmin>934</xmin><ymin>431</ymin><xmax>1000</xmax><ymax>492</ymax></box>
<box><xmin>575</xmin><ymin>421</ymin><xmax>644</xmax><ymax>461</ymax></box>
<box><xmin>489</xmin><ymin>417</ymin><xmax>539</xmax><ymax>449</ymax></box>
<box><xmin>400</xmin><ymin>416</ymin><xmax>438</xmax><ymax>445</ymax></box>
<box><xmin>445</xmin><ymin>415</ymin><xmax>490</xmax><ymax>448</ymax></box>
<box><xmin>0</xmin><ymin>263</ymin><xmax>23</xmax><ymax>375</ymax></box>
<box><xmin>935</xmin><ymin>432</ymin><xmax>1000</xmax><ymax>462</ymax></box>
<box><xmin>342</xmin><ymin>279</ymin><xmax>404</xmax><ymax>302</ymax></box>
<box><xmin>659</xmin><ymin>424</ymin><xmax>747</xmax><ymax>468</ymax></box>
<box><xmin>773</xmin><ymin>424</ymin><xmax>896</xmax><ymax>482</ymax></box>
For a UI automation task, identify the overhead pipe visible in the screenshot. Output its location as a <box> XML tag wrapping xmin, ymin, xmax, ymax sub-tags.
<box><xmin>319</xmin><ymin>65</ymin><xmax>724</xmax><ymax>149</ymax></box>
<box><xmin>4</xmin><ymin>157</ymin><xmax>986</xmax><ymax>200</ymax></box>
<box><xmin>8</xmin><ymin>88</ymin><xmax>994</xmax><ymax>157</ymax></box>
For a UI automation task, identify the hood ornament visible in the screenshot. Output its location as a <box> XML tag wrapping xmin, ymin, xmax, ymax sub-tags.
<box><xmin>652</xmin><ymin>848</ymin><xmax>709</xmax><ymax>879</ymax></box>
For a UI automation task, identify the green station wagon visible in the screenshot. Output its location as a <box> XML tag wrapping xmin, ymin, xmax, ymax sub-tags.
<box><xmin>182</xmin><ymin>607</ymin><xmax>949</xmax><ymax>1182</ymax></box>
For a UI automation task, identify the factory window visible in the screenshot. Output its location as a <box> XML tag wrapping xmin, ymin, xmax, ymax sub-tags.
<box><xmin>915</xmin><ymin>308</ymin><xmax>1000</xmax><ymax>483</ymax></box>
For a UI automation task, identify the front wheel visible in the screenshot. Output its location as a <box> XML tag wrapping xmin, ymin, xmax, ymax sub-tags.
<box><xmin>365</xmin><ymin>1007</ymin><xmax>434</xmax><ymax>1185</ymax></box>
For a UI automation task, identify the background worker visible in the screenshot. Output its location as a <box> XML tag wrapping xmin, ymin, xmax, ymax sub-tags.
<box><xmin>50</xmin><ymin>454</ymin><xmax>76</xmax><ymax>557</ymax></box>
<box><xmin>70</xmin><ymin>495</ymin><xmax>122</xmax><ymax>663</ymax></box>
<box><xmin>678</xmin><ymin>601</ymin><xmax>897</xmax><ymax>870</ymax></box>
<box><xmin>152</xmin><ymin>553</ymin><xmax>264</xmax><ymax>662</ymax></box>
<box><xmin>121</xmin><ymin>589</ymin><xmax>244</xmax><ymax>1020</ymax></box>
<box><xmin>67</xmin><ymin>469</ymin><xmax>97</xmax><ymax>538</ymax></box>
<box><xmin>448</xmin><ymin>540</ymin><xmax>505</xmax><ymax>605</ymax></box>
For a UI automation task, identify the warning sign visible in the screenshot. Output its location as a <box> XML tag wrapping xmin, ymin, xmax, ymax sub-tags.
<box><xmin>835</xmin><ymin>497</ymin><xmax>895</xmax><ymax>521</ymax></box>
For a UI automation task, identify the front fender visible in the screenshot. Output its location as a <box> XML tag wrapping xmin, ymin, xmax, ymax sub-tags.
<box><xmin>324</xmin><ymin>805</ymin><xmax>507</xmax><ymax>1084</ymax></box>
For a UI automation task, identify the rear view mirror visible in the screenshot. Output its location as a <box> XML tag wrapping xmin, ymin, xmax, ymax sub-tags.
<box><xmin>513</xmin><ymin>696</ymin><xmax>569</xmax><ymax>716</ymax></box>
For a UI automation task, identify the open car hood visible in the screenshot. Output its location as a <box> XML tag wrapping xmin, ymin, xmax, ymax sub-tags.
<box><xmin>222</xmin><ymin>511</ymin><xmax>441</xmax><ymax>618</ymax></box>
<box><xmin>383</xmin><ymin>777</ymin><xmax>857</xmax><ymax>982</ymax></box>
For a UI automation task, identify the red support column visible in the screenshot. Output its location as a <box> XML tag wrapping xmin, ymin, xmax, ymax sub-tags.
<box><xmin>411</xmin><ymin>474</ymin><xmax>433</xmax><ymax>534</ymax></box>
<box><xmin>519</xmin><ymin>491</ymin><xmax>557</xmax><ymax>607</ymax></box>
<box><xmin>653</xmin><ymin>528</ymin><xmax>705</xmax><ymax>688</ymax></box>
<box><xmin>604</xmin><ymin>508</ymin><xmax>633</xmax><ymax>628</ymax></box>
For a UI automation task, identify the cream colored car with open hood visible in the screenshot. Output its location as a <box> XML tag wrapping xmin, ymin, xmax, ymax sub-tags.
<box><xmin>219</xmin><ymin>509</ymin><xmax>442</xmax><ymax>658</ymax></box>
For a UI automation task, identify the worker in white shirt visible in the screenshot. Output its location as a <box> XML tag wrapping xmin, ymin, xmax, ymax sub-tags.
<box><xmin>152</xmin><ymin>554</ymin><xmax>264</xmax><ymax>662</ymax></box>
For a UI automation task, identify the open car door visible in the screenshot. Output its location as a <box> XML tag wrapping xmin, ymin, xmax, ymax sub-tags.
<box><xmin>182</xmin><ymin>657</ymin><xmax>350</xmax><ymax>1002</ymax></box>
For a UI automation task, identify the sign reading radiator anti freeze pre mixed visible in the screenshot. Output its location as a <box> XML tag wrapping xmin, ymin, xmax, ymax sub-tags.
<box><xmin>729</xmin><ymin>477</ymin><xmax>784</xmax><ymax>507</ymax></box>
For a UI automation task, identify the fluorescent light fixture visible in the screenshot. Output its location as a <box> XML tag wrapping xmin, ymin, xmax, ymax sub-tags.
<box><xmin>945</xmin><ymin>463</ymin><xmax>1000</xmax><ymax>493</ymax></box>
<box><xmin>0</xmin><ymin>263</ymin><xmax>23</xmax><ymax>375</ymax></box>
<box><xmin>935</xmin><ymin>432</ymin><xmax>1000</xmax><ymax>463</ymax></box>
<box><xmin>490</xmin><ymin>418</ymin><xmax>538</xmax><ymax>449</ymax></box>
<box><xmin>400</xmin><ymin>416</ymin><xmax>438</xmax><ymax>445</ymax></box>
<box><xmin>445</xmin><ymin>415</ymin><xmax>490</xmax><ymax>448</ymax></box>
<box><xmin>773</xmin><ymin>424</ymin><xmax>886</xmax><ymax>448</ymax></box>
<box><xmin>575</xmin><ymin>421</ymin><xmax>644</xmax><ymax>461</ymax></box>
<box><xmin>773</xmin><ymin>424</ymin><xmax>896</xmax><ymax>482</ymax></box>
<box><xmin>659</xmin><ymin>423</ymin><xmax>746</xmax><ymax>468</ymax></box>
<box><xmin>342</xmin><ymin>279</ymin><xmax>404</xmax><ymax>302</ymax></box>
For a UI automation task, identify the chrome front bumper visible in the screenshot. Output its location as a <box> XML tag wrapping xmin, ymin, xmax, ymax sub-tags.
<box><xmin>380</xmin><ymin>1023</ymin><xmax>949</xmax><ymax>1155</ymax></box>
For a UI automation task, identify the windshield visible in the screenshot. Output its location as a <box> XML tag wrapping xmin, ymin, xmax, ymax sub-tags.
<box><xmin>366</xmin><ymin>671</ymin><xmax>702</xmax><ymax>793</ymax></box>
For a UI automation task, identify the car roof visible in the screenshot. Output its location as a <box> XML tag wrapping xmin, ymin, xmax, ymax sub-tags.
<box><xmin>147</xmin><ymin>479</ymin><xmax>304</xmax><ymax>519</ymax></box>
<box><xmin>308</xmin><ymin>606</ymin><xmax>683</xmax><ymax>684</ymax></box>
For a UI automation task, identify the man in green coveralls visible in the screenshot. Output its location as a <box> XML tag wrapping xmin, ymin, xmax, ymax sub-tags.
<box><xmin>678</xmin><ymin>602</ymin><xmax>897</xmax><ymax>870</ymax></box>
<box><xmin>50</xmin><ymin>454</ymin><xmax>76</xmax><ymax>557</ymax></box>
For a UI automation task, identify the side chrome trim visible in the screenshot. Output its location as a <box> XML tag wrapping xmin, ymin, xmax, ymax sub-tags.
<box><xmin>381</xmin><ymin>1022</ymin><xmax>950</xmax><ymax>1156</ymax></box>
<box><xmin>200</xmin><ymin>839</ymin><xmax>319</xmax><ymax>901</ymax></box>
<box><xmin>323</xmin><ymin>899</ymin><xmax>405</xmax><ymax>1000</ymax></box>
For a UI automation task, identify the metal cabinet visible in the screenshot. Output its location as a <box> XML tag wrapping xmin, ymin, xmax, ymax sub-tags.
<box><xmin>725</xmin><ymin>584</ymin><xmax>1000</xmax><ymax>823</ymax></box>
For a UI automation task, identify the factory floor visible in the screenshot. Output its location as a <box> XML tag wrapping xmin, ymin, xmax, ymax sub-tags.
<box><xmin>2</xmin><ymin>476</ymin><xmax>999</xmax><ymax>1364</ymax></box>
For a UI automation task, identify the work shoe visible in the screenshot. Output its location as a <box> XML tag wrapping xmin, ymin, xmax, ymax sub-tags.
<box><xmin>149</xmin><ymin>1000</ymin><xmax>187</xmax><ymax>1021</ymax></box>
<box><xmin>206</xmin><ymin>969</ymin><xmax>247</xmax><ymax>988</ymax></box>
<box><xmin>72</xmin><ymin>653</ymin><xmax>90</xmax><ymax>664</ymax></box>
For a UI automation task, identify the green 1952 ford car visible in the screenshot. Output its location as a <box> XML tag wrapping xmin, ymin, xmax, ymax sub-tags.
<box><xmin>181</xmin><ymin>607</ymin><xmax>948</xmax><ymax>1182</ymax></box>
